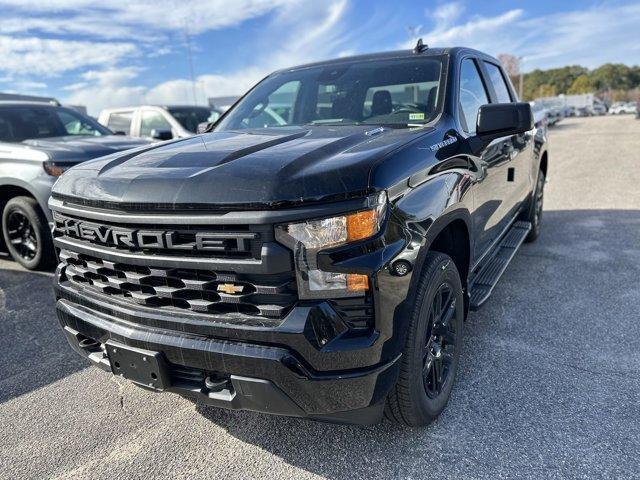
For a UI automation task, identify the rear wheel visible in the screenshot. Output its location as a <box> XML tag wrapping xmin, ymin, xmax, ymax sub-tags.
<box><xmin>524</xmin><ymin>170</ymin><xmax>545</xmax><ymax>243</ymax></box>
<box><xmin>2</xmin><ymin>196</ymin><xmax>54</xmax><ymax>270</ymax></box>
<box><xmin>385</xmin><ymin>252</ymin><xmax>464</xmax><ymax>427</ymax></box>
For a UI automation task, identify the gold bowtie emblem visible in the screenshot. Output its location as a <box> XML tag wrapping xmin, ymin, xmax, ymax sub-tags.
<box><xmin>217</xmin><ymin>283</ymin><xmax>244</xmax><ymax>294</ymax></box>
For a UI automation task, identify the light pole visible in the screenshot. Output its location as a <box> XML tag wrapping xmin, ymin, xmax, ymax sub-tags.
<box><xmin>518</xmin><ymin>56</ymin><xmax>524</xmax><ymax>100</ymax></box>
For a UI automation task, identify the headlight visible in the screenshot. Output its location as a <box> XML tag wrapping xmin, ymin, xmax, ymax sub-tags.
<box><xmin>276</xmin><ymin>192</ymin><xmax>386</xmax><ymax>299</ymax></box>
<box><xmin>43</xmin><ymin>161</ymin><xmax>68</xmax><ymax>177</ymax></box>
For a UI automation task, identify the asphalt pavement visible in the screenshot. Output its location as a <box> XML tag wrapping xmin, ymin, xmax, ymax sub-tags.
<box><xmin>0</xmin><ymin>115</ymin><xmax>638</xmax><ymax>479</ymax></box>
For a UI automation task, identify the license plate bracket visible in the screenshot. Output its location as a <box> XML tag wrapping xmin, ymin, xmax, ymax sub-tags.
<box><xmin>106</xmin><ymin>341</ymin><xmax>170</xmax><ymax>390</ymax></box>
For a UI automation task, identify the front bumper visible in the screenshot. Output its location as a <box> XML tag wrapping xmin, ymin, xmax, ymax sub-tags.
<box><xmin>56</xmin><ymin>292</ymin><xmax>401</xmax><ymax>424</ymax></box>
<box><xmin>50</xmin><ymin>194</ymin><xmax>413</xmax><ymax>424</ymax></box>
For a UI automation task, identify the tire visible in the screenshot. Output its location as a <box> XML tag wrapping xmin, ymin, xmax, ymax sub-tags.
<box><xmin>2</xmin><ymin>196</ymin><xmax>55</xmax><ymax>270</ymax></box>
<box><xmin>524</xmin><ymin>170</ymin><xmax>545</xmax><ymax>243</ymax></box>
<box><xmin>385</xmin><ymin>252</ymin><xmax>464</xmax><ymax>427</ymax></box>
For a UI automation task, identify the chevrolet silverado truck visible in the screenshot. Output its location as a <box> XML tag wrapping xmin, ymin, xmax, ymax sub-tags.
<box><xmin>50</xmin><ymin>43</ymin><xmax>548</xmax><ymax>426</ymax></box>
<box><xmin>0</xmin><ymin>101</ymin><xmax>149</xmax><ymax>269</ymax></box>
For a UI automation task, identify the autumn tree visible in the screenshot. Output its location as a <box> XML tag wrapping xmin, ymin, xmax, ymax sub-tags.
<box><xmin>567</xmin><ymin>75</ymin><xmax>594</xmax><ymax>94</ymax></box>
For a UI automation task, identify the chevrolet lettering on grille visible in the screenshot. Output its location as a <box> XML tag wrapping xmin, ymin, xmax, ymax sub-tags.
<box><xmin>53</xmin><ymin>213</ymin><xmax>257</xmax><ymax>252</ymax></box>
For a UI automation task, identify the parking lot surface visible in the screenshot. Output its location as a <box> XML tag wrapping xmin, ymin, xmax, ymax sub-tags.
<box><xmin>1</xmin><ymin>115</ymin><xmax>639</xmax><ymax>479</ymax></box>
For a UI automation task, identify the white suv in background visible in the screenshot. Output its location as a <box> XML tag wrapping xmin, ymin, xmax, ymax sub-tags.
<box><xmin>97</xmin><ymin>105</ymin><xmax>222</xmax><ymax>140</ymax></box>
<box><xmin>608</xmin><ymin>102</ymin><xmax>637</xmax><ymax>115</ymax></box>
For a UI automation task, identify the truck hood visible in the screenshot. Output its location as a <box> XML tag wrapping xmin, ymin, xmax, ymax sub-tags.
<box><xmin>22</xmin><ymin>135</ymin><xmax>151</xmax><ymax>163</ymax></box>
<box><xmin>53</xmin><ymin>125</ymin><xmax>432</xmax><ymax>208</ymax></box>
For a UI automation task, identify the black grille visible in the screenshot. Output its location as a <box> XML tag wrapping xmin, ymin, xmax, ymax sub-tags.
<box><xmin>59</xmin><ymin>250</ymin><xmax>296</xmax><ymax>319</ymax></box>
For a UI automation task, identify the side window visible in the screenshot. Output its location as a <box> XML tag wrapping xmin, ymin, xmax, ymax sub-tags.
<box><xmin>243</xmin><ymin>81</ymin><xmax>300</xmax><ymax>128</ymax></box>
<box><xmin>484</xmin><ymin>63</ymin><xmax>513</xmax><ymax>103</ymax></box>
<box><xmin>459</xmin><ymin>59</ymin><xmax>490</xmax><ymax>134</ymax></box>
<box><xmin>140</xmin><ymin>110</ymin><xmax>172</xmax><ymax>137</ymax></box>
<box><xmin>107</xmin><ymin>111</ymin><xmax>133</xmax><ymax>133</ymax></box>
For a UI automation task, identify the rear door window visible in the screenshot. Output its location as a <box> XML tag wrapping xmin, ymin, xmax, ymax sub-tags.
<box><xmin>484</xmin><ymin>63</ymin><xmax>513</xmax><ymax>103</ymax></box>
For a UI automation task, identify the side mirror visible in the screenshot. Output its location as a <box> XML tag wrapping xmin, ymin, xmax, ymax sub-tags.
<box><xmin>196</xmin><ymin>122</ymin><xmax>210</xmax><ymax>134</ymax></box>
<box><xmin>467</xmin><ymin>103</ymin><xmax>533</xmax><ymax>155</ymax></box>
<box><xmin>476</xmin><ymin>102</ymin><xmax>533</xmax><ymax>142</ymax></box>
<box><xmin>150</xmin><ymin>129</ymin><xmax>173</xmax><ymax>141</ymax></box>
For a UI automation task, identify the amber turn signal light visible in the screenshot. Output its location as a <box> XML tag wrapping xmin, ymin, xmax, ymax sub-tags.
<box><xmin>346</xmin><ymin>209</ymin><xmax>379</xmax><ymax>242</ymax></box>
<box><xmin>346</xmin><ymin>274</ymin><xmax>369</xmax><ymax>292</ymax></box>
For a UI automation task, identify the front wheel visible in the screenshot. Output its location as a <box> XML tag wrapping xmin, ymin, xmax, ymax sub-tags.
<box><xmin>2</xmin><ymin>196</ymin><xmax>55</xmax><ymax>270</ymax></box>
<box><xmin>385</xmin><ymin>252</ymin><xmax>464</xmax><ymax>427</ymax></box>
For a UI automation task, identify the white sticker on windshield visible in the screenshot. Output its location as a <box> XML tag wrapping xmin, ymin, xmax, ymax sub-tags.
<box><xmin>409</xmin><ymin>113</ymin><xmax>425</xmax><ymax>120</ymax></box>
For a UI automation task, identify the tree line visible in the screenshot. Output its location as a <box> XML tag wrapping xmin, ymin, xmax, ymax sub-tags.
<box><xmin>497</xmin><ymin>55</ymin><xmax>640</xmax><ymax>102</ymax></box>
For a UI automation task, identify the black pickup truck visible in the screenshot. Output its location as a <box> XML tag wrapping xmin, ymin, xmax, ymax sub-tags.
<box><xmin>50</xmin><ymin>43</ymin><xmax>548</xmax><ymax>426</ymax></box>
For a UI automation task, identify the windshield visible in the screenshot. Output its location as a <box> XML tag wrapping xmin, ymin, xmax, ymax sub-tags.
<box><xmin>215</xmin><ymin>56</ymin><xmax>444</xmax><ymax>131</ymax></box>
<box><xmin>168</xmin><ymin>107</ymin><xmax>221</xmax><ymax>133</ymax></box>
<box><xmin>0</xmin><ymin>106</ymin><xmax>111</xmax><ymax>142</ymax></box>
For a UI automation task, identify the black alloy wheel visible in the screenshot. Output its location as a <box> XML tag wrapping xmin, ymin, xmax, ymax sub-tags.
<box><xmin>533</xmin><ymin>171</ymin><xmax>545</xmax><ymax>228</ymax></box>
<box><xmin>385</xmin><ymin>251</ymin><xmax>464</xmax><ymax>427</ymax></box>
<box><xmin>524</xmin><ymin>170</ymin><xmax>545</xmax><ymax>242</ymax></box>
<box><xmin>423</xmin><ymin>282</ymin><xmax>457</xmax><ymax>399</ymax></box>
<box><xmin>6</xmin><ymin>210</ymin><xmax>38</xmax><ymax>262</ymax></box>
<box><xmin>2</xmin><ymin>196</ymin><xmax>55</xmax><ymax>270</ymax></box>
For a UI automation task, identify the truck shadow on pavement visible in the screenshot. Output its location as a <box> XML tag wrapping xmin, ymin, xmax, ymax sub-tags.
<box><xmin>194</xmin><ymin>208</ymin><xmax>640</xmax><ymax>479</ymax></box>
<box><xmin>0</xmin><ymin>264</ymin><xmax>87</xmax><ymax>404</ymax></box>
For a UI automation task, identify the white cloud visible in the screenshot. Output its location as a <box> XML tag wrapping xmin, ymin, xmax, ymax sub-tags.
<box><xmin>65</xmin><ymin>0</ymin><xmax>350</xmax><ymax>114</ymax></box>
<box><xmin>0</xmin><ymin>35</ymin><xmax>137</xmax><ymax>76</ymax></box>
<box><xmin>402</xmin><ymin>2</ymin><xmax>640</xmax><ymax>71</ymax></box>
<box><xmin>14</xmin><ymin>80</ymin><xmax>47</xmax><ymax>91</ymax></box>
<box><xmin>0</xmin><ymin>0</ymin><xmax>296</xmax><ymax>40</ymax></box>
<box><xmin>402</xmin><ymin>4</ymin><xmax>524</xmax><ymax>52</ymax></box>
<box><xmin>82</xmin><ymin>67</ymin><xmax>141</xmax><ymax>85</ymax></box>
<box><xmin>62</xmin><ymin>82</ymin><xmax>88</xmax><ymax>91</ymax></box>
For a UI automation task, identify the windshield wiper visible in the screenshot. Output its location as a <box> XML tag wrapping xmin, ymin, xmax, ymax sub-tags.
<box><xmin>304</xmin><ymin>120</ymin><xmax>362</xmax><ymax>126</ymax></box>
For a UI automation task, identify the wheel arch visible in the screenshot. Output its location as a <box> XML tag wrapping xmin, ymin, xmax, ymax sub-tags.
<box><xmin>405</xmin><ymin>208</ymin><xmax>473</xmax><ymax>320</ymax></box>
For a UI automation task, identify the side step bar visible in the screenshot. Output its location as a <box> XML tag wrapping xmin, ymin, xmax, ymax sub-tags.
<box><xmin>469</xmin><ymin>221</ymin><xmax>531</xmax><ymax>310</ymax></box>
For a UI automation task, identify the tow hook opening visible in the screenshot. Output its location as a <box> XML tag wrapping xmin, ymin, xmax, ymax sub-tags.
<box><xmin>204</xmin><ymin>374</ymin><xmax>231</xmax><ymax>393</ymax></box>
<box><xmin>77</xmin><ymin>335</ymin><xmax>100</xmax><ymax>351</ymax></box>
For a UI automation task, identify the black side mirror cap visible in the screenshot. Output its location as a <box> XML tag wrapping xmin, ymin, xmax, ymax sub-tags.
<box><xmin>467</xmin><ymin>102</ymin><xmax>533</xmax><ymax>155</ymax></box>
<box><xmin>476</xmin><ymin>102</ymin><xmax>533</xmax><ymax>141</ymax></box>
<box><xmin>150</xmin><ymin>129</ymin><xmax>173</xmax><ymax>141</ymax></box>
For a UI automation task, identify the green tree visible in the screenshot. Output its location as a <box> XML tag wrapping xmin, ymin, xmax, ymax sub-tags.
<box><xmin>590</xmin><ymin>63</ymin><xmax>634</xmax><ymax>90</ymax></box>
<box><xmin>567</xmin><ymin>75</ymin><xmax>594</xmax><ymax>94</ymax></box>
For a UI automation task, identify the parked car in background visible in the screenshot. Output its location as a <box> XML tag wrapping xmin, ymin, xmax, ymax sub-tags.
<box><xmin>608</xmin><ymin>102</ymin><xmax>637</xmax><ymax>114</ymax></box>
<box><xmin>546</xmin><ymin>107</ymin><xmax>563</xmax><ymax>126</ymax></box>
<box><xmin>574</xmin><ymin>107</ymin><xmax>590</xmax><ymax>117</ymax></box>
<box><xmin>98</xmin><ymin>105</ymin><xmax>222</xmax><ymax>141</ymax></box>
<box><xmin>529</xmin><ymin>101</ymin><xmax>549</xmax><ymax>126</ymax></box>
<box><xmin>0</xmin><ymin>101</ymin><xmax>149</xmax><ymax>269</ymax></box>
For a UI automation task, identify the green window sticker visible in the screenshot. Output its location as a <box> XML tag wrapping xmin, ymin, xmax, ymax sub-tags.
<box><xmin>409</xmin><ymin>113</ymin><xmax>425</xmax><ymax>120</ymax></box>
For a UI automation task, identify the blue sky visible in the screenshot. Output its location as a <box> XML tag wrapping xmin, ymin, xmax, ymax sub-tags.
<box><xmin>1</xmin><ymin>0</ymin><xmax>639</xmax><ymax>114</ymax></box>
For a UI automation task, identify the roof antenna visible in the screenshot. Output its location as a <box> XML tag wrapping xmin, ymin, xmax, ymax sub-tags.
<box><xmin>413</xmin><ymin>38</ymin><xmax>428</xmax><ymax>53</ymax></box>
